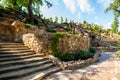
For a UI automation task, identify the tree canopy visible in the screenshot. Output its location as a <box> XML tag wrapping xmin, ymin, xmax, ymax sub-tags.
<box><xmin>1</xmin><ymin>0</ymin><xmax>52</xmax><ymax>23</ymax></box>
<box><xmin>105</xmin><ymin>0</ymin><xmax>120</xmax><ymax>32</ymax></box>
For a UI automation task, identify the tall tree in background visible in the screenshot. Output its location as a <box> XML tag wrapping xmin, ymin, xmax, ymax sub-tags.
<box><xmin>65</xmin><ymin>18</ymin><xmax>68</xmax><ymax>23</ymax></box>
<box><xmin>105</xmin><ymin>0</ymin><xmax>120</xmax><ymax>32</ymax></box>
<box><xmin>60</xmin><ymin>16</ymin><xmax>63</xmax><ymax>23</ymax></box>
<box><xmin>2</xmin><ymin>0</ymin><xmax>52</xmax><ymax>24</ymax></box>
<box><xmin>54</xmin><ymin>16</ymin><xmax>58</xmax><ymax>24</ymax></box>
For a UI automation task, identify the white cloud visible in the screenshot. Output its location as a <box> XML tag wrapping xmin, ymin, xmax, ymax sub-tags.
<box><xmin>53</xmin><ymin>0</ymin><xmax>59</xmax><ymax>5</ymax></box>
<box><xmin>97</xmin><ymin>0</ymin><xmax>112</xmax><ymax>9</ymax></box>
<box><xmin>103</xmin><ymin>22</ymin><xmax>112</xmax><ymax>29</ymax></box>
<box><xmin>63</xmin><ymin>0</ymin><xmax>76</xmax><ymax>14</ymax></box>
<box><xmin>77</xmin><ymin>12</ymin><xmax>81</xmax><ymax>19</ymax></box>
<box><xmin>77</xmin><ymin>0</ymin><xmax>95</xmax><ymax>14</ymax></box>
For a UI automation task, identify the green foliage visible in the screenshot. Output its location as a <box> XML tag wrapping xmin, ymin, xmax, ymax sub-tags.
<box><xmin>49</xmin><ymin>17</ymin><xmax>53</xmax><ymax>23</ymax></box>
<box><xmin>1</xmin><ymin>0</ymin><xmax>52</xmax><ymax>23</ymax></box>
<box><xmin>59</xmin><ymin>53</ymin><xmax>75</xmax><ymax>61</ymax></box>
<box><xmin>22</xmin><ymin>18</ymin><xmax>27</xmax><ymax>23</ymax></box>
<box><xmin>43</xmin><ymin>18</ymin><xmax>49</xmax><ymax>25</ymax></box>
<box><xmin>60</xmin><ymin>16</ymin><xmax>63</xmax><ymax>23</ymax></box>
<box><xmin>77</xmin><ymin>50</ymin><xmax>89</xmax><ymax>59</ymax></box>
<box><xmin>105</xmin><ymin>0</ymin><xmax>120</xmax><ymax>32</ymax></box>
<box><xmin>46</xmin><ymin>28</ymin><xmax>55</xmax><ymax>33</ymax></box>
<box><xmin>51</xmin><ymin>32</ymin><xmax>65</xmax><ymax>57</ymax></box>
<box><xmin>54</xmin><ymin>16</ymin><xmax>58</xmax><ymax>24</ymax></box>
<box><xmin>0</xmin><ymin>5</ymin><xmax>11</xmax><ymax>13</ymax></box>
<box><xmin>116</xmin><ymin>50</ymin><xmax>120</xmax><ymax>58</ymax></box>
<box><xmin>24</xmin><ymin>24</ymin><xmax>36</xmax><ymax>29</ymax></box>
<box><xmin>65</xmin><ymin>18</ymin><xmax>68</xmax><ymax>23</ymax></box>
<box><xmin>116</xmin><ymin>40</ymin><xmax>120</xmax><ymax>47</ymax></box>
<box><xmin>111</xmin><ymin>13</ymin><xmax>119</xmax><ymax>33</ymax></box>
<box><xmin>89</xmin><ymin>47</ymin><xmax>96</xmax><ymax>53</ymax></box>
<box><xmin>91</xmin><ymin>24</ymin><xmax>102</xmax><ymax>31</ymax></box>
<box><xmin>64</xmin><ymin>27</ymin><xmax>72</xmax><ymax>31</ymax></box>
<box><xmin>105</xmin><ymin>0</ymin><xmax>120</xmax><ymax>15</ymax></box>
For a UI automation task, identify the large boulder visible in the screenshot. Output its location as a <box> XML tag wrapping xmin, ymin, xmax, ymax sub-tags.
<box><xmin>0</xmin><ymin>17</ymin><xmax>25</xmax><ymax>42</ymax></box>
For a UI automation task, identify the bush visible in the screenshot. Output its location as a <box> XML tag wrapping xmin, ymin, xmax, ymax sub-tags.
<box><xmin>59</xmin><ymin>53</ymin><xmax>75</xmax><ymax>61</ymax></box>
<box><xmin>116</xmin><ymin>40</ymin><xmax>120</xmax><ymax>47</ymax></box>
<box><xmin>89</xmin><ymin>47</ymin><xmax>96</xmax><ymax>53</ymax></box>
<box><xmin>24</xmin><ymin>24</ymin><xmax>36</xmax><ymax>29</ymax></box>
<box><xmin>46</xmin><ymin>28</ymin><xmax>55</xmax><ymax>33</ymax></box>
<box><xmin>77</xmin><ymin>50</ymin><xmax>89</xmax><ymax>60</ymax></box>
<box><xmin>87</xmin><ymin>52</ymin><xmax>94</xmax><ymax>58</ymax></box>
<box><xmin>116</xmin><ymin>50</ymin><xmax>120</xmax><ymax>58</ymax></box>
<box><xmin>0</xmin><ymin>6</ymin><xmax>10</xmax><ymax>14</ymax></box>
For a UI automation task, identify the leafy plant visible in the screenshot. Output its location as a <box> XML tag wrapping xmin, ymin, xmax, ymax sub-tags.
<box><xmin>0</xmin><ymin>5</ymin><xmax>10</xmax><ymax>13</ymax></box>
<box><xmin>46</xmin><ymin>28</ymin><xmax>55</xmax><ymax>33</ymax></box>
<box><xmin>59</xmin><ymin>53</ymin><xmax>75</xmax><ymax>61</ymax></box>
<box><xmin>51</xmin><ymin>32</ymin><xmax>64</xmax><ymax>57</ymax></box>
<box><xmin>24</xmin><ymin>24</ymin><xmax>36</xmax><ymax>29</ymax></box>
<box><xmin>89</xmin><ymin>47</ymin><xmax>96</xmax><ymax>53</ymax></box>
<box><xmin>77</xmin><ymin>50</ymin><xmax>89</xmax><ymax>60</ymax></box>
<box><xmin>116</xmin><ymin>50</ymin><xmax>120</xmax><ymax>58</ymax></box>
<box><xmin>116</xmin><ymin>40</ymin><xmax>120</xmax><ymax>47</ymax></box>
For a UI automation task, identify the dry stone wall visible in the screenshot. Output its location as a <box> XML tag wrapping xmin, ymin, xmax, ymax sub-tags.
<box><xmin>0</xmin><ymin>17</ymin><xmax>25</xmax><ymax>42</ymax></box>
<box><xmin>23</xmin><ymin>32</ymin><xmax>90</xmax><ymax>55</ymax></box>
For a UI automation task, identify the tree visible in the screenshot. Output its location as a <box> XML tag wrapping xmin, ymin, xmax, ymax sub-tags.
<box><xmin>2</xmin><ymin>0</ymin><xmax>52</xmax><ymax>24</ymax></box>
<box><xmin>111</xmin><ymin>12</ymin><xmax>119</xmax><ymax>33</ymax></box>
<box><xmin>54</xmin><ymin>16</ymin><xmax>58</xmax><ymax>24</ymax></box>
<box><xmin>60</xmin><ymin>16</ymin><xmax>63</xmax><ymax>23</ymax></box>
<box><xmin>49</xmin><ymin>17</ymin><xmax>53</xmax><ymax>23</ymax></box>
<box><xmin>105</xmin><ymin>0</ymin><xmax>120</xmax><ymax>15</ymax></box>
<box><xmin>65</xmin><ymin>18</ymin><xmax>68</xmax><ymax>23</ymax></box>
<box><xmin>105</xmin><ymin>0</ymin><xmax>120</xmax><ymax>32</ymax></box>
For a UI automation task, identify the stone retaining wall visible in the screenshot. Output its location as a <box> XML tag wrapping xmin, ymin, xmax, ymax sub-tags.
<box><xmin>22</xmin><ymin>32</ymin><xmax>90</xmax><ymax>55</ymax></box>
<box><xmin>48</xmin><ymin>52</ymin><xmax>100</xmax><ymax>70</ymax></box>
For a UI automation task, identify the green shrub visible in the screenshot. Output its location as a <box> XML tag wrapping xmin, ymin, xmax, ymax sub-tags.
<box><xmin>87</xmin><ymin>52</ymin><xmax>94</xmax><ymax>58</ymax></box>
<box><xmin>77</xmin><ymin>50</ymin><xmax>89</xmax><ymax>59</ymax></box>
<box><xmin>116</xmin><ymin>50</ymin><xmax>120</xmax><ymax>58</ymax></box>
<box><xmin>59</xmin><ymin>53</ymin><xmax>75</xmax><ymax>61</ymax></box>
<box><xmin>89</xmin><ymin>47</ymin><xmax>96</xmax><ymax>53</ymax></box>
<box><xmin>116</xmin><ymin>40</ymin><xmax>120</xmax><ymax>47</ymax></box>
<box><xmin>51</xmin><ymin>33</ymin><xmax>64</xmax><ymax>57</ymax></box>
<box><xmin>24</xmin><ymin>24</ymin><xmax>36</xmax><ymax>29</ymax></box>
<box><xmin>46</xmin><ymin>28</ymin><xmax>55</xmax><ymax>33</ymax></box>
<box><xmin>0</xmin><ymin>6</ymin><xmax>10</xmax><ymax>14</ymax></box>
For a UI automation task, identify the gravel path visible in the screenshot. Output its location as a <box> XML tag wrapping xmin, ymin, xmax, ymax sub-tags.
<box><xmin>46</xmin><ymin>52</ymin><xmax>120</xmax><ymax>80</ymax></box>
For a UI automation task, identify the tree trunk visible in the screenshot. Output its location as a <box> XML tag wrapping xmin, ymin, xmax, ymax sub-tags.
<box><xmin>28</xmin><ymin>0</ymin><xmax>34</xmax><ymax>24</ymax></box>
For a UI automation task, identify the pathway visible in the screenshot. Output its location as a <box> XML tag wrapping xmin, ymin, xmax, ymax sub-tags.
<box><xmin>46</xmin><ymin>52</ymin><xmax>120</xmax><ymax>80</ymax></box>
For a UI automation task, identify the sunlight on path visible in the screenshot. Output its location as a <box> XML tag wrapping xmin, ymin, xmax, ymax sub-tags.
<box><xmin>46</xmin><ymin>52</ymin><xmax>120</xmax><ymax>80</ymax></box>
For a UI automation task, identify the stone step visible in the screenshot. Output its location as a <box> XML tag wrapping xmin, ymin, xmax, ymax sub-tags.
<box><xmin>0</xmin><ymin>57</ymin><xmax>48</xmax><ymax>68</ymax></box>
<box><xmin>0</xmin><ymin>44</ymin><xmax>28</xmax><ymax>48</ymax></box>
<box><xmin>0</xmin><ymin>52</ymin><xmax>35</xmax><ymax>58</ymax></box>
<box><xmin>15</xmin><ymin>66</ymin><xmax>62</xmax><ymax>80</ymax></box>
<box><xmin>0</xmin><ymin>63</ymin><xmax>55</xmax><ymax>80</ymax></box>
<box><xmin>0</xmin><ymin>47</ymin><xmax>30</xmax><ymax>51</ymax></box>
<box><xmin>0</xmin><ymin>49</ymin><xmax>34</xmax><ymax>53</ymax></box>
<box><xmin>0</xmin><ymin>54</ymin><xmax>45</xmax><ymax>62</ymax></box>
<box><xmin>0</xmin><ymin>60</ymin><xmax>52</xmax><ymax>74</ymax></box>
<box><xmin>0</xmin><ymin>42</ymin><xmax>23</xmax><ymax>45</ymax></box>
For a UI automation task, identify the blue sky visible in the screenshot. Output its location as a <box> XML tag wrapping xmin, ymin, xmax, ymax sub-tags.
<box><xmin>41</xmin><ymin>0</ymin><xmax>120</xmax><ymax>30</ymax></box>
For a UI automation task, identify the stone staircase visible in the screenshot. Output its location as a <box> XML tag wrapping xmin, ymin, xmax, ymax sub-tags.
<box><xmin>0</xmin><ymin>42</ymin><xmax>62</xmax><ymax>80</ymax></box>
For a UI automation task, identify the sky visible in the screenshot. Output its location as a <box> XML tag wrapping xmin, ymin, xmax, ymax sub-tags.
<box><xmin>41</xmin><ymin>0</ymin><xmax>120</xmax><ymax>30</ymax></box>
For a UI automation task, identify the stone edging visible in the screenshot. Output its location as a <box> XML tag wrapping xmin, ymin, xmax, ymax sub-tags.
<box><xmin>48</xmin><ymin>52</ymin><xmax>100</xmax><ymax>70</ymax></box>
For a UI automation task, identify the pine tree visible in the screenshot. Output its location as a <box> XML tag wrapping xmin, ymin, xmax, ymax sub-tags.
<box><xmin>60</xmin><ymin>16</ymin><xmax>63</xmax><ymax>23</ymax></box>
<box><xmin>65</xmin><ymin>18</ymin><xmax>68</xmax><ymax>23</ymax></box>
<box><xmin>54</xmin><ymin>16</ymin><xmax>58</xmax><ymax>24</ymax></box>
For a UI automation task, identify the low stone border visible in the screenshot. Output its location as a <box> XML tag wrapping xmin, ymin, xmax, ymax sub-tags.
<box><xmin>48</xmin><ymin>52</ymin><xmax>100</xmax><ymax>70</ymax></box>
